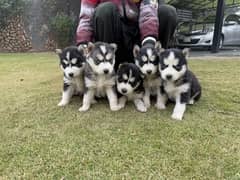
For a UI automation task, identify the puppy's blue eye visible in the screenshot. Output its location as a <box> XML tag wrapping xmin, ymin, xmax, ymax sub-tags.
<box><xmin>173</xmin><ymin>65</ymin><xmax>181</xmax><ymax>71</ymax></box>
<box><xmin>161</xmin><ymin>64</ymin><xmax>168</xmax><ymax>70</ymax></box>
<box><xmin>94</xmin><ymin>58</ymin><xmax>102</xmax><ymax>65</ymax></box>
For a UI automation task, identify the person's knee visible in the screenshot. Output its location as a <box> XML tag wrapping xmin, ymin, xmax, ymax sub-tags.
<box><xmin>158</xmin><ymin>4</ymin><xmax>177</xmax><ymax>23</ymax></box>
<box><xmin>94</xmin><ymin>2</ymin><xmax>118</xmax><ymax>20</ymax></box>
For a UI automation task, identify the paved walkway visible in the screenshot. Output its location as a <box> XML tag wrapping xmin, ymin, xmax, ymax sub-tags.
<box><xmin>190</xmin><ymin>46</ymin><xmax>240</xmax><ymax>58</ymax></box>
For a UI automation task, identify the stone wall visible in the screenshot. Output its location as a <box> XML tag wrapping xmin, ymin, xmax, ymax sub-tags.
<box><xmin>0</xmin><ymin>16</ymin><xmax>32</xmax><ymax>52</ymax></box>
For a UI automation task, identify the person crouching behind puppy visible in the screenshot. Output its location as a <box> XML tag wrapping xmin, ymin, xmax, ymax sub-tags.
<box><xmin>76</xmin><ymin>0</ymin><xmax>177</xmax><ymax>70</ymax></box>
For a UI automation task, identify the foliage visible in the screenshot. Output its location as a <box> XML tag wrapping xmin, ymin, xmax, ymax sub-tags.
<box><xmin>0</xmin><ymin>0</ymin><xmax>29</xmax><ymax>28</ymax></box>
<box><xmin>50</xmin><ymin>13</ymin><xmax>75</xmax><ymax>48</ymax></box>
<box><xmin>41</xmin><ymin>0</ymin><xmax>78</xmax><ymax>47</ymax></box>
<box><xmin>41</xmin><ymin>0</ymin><xmax>58</xmax><ymax>20</ymax></box>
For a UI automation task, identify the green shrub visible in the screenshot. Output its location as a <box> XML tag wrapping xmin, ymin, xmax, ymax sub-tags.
<box><xmin>50</xmin><ymin>13</ymin><xmax>75</xmax><ymax>48</ymax></box>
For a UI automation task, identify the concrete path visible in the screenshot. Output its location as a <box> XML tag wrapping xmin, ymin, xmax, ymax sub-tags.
<box><xmin>190</xmin><ymin>46</ymin><xmax>240</xmax><ymax>58</ymax></box>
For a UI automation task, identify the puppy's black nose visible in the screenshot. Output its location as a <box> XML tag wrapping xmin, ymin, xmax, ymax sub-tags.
<box><xmin>104</xmin><ymin>69</ymin><xmax>109</xmax><ymax>74</ymax></box>
<box><xmin>146</xmin><ymin>70</ymin><xmax>152</xmax><ymax>74</ymax></box>
<box><xmin>166</xmin><ymin>75</ymin><xmax>172</xmax><ymax>80</ymax></box>
<box><xmin>68</xmin><ymin>73</ymin><xmax>74</xmax><ymax>77</ymax></box>
<box><xmin>121</xmin><ymin>88</ymin><xmax>127</xmax><ymax>94</ymax></box>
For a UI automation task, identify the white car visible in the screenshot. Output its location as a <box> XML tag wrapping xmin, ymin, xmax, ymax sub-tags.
<box><xmin>176</xmin><ymin>13</ymin><xmax>240</xmax><ymax>48</ymax></box>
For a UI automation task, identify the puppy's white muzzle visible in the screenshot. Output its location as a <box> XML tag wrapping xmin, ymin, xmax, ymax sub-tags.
<box><xmin>62</xmin><ymin>66</ymin><xmax>83</xmax><ymax>79</ymax></box>
<box><xmin>117</xmin><ymin>82</ymin><xmax>134</xmax><ymax>95</ymax></box>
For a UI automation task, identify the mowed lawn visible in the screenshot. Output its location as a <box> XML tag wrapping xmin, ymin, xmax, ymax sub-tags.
<box><xmin>0</xmin><ymin>53</ymin><xmax>240</xmax><ymax>179</ymax></box>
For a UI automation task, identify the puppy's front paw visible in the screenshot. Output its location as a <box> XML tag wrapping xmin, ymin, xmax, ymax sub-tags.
<box><xmin>171</xmin><ymin>103</ymin><xmax>186</xmax><ymax>120</ymax></box>
<box><xmin>171</xmin><ymin>112</ymin><xmax>183</xmax><ymax>121</ymax></box>
<box><xmin>155</xmin><ymin>103</ymin><xmax>166</xmax><ymax>110</ymax></box>
<box><xmin>117</xmin><ymin>102</ymin><xmax>125</xmax><ymax>110</ymax></box>
<box><xmin>119</xmin><ymin>103</ymin><xmax>125</xmax><ymax>109</ymax></box>
<box><xmin>145</xmin><ymin>102</ymin><xmax>151</xmax><ymax>108</ymax></box>
<box><xmin>188</xmin><ymin>99</ymin><xmax>194</xmax><ymax>105</ymax></box>
<box><xmin>119</xmin><ymin>97</ymin><xmax>125</xmax><ymax>105</ymax></box>
<box><xmin>58</xmin><ymin>101</ymin><xmax>68</xmax><ymax>107</ymax></box>
<box><xmin>118</xmin><ymin>97</ymin><xmax>127</xmax><ymax>109</ymax></box>
<box><xmin>137</xmin><ymin>105</ymin><xmax>147</xmax><ymax>113</ymax></box>
<box><xmin>91</xmin><ymin>98</ymin><xmax>97</xmax><ymax>104</ymax></box>
<box><xmin>110</xmin><ymin>105</ymin><xmax>122</xmax><ymax>111</ymax></box>
<box><xmin>78</xmin><ymin>106</ymin><xmax>89</xmax><ymax>112</ymax></box>
<box><xmin>143</xmin><ymin>97</ymin><xmax>151</xmax><ymax>108</ymax></box>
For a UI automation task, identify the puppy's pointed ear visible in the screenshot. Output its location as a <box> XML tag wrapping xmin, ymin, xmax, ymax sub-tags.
<box><xmin>135</xmin><ymin>60</ymin><xmax>140</xmax><ymax>67</ymax></box>
<box><xmin>182</xmin><ymin>48</ymin><xmax>190</xmax><ymax>58</ymax></box>
<box><xmin>55</xmin><ymin>49</ymin><xmax>62</xmax><ymax>55</ymax></box>
<box><xmin>110</xmin><ymin>43</ymin><xmax>117</xmax><ymax>52</ymax></box>
<box><xmin>118</xmin><ymin>63</ymin><xmax>123</xmax><ymax>68</ymax></box>
<box><xmin>118</xmin><ymin>62</ymin><xmax>128</xmax><ymax>69</ymax></box>
<box><xmin>117</xmin><ymin>63</ymin><xmax>123</xmax><ymax>73</ymax></box>
<box><xmin>155</xmin><ymin>41</ymin><xmax>162</xmax><ymax>51</ymax></box>
<box><xmin>158</xmin><ymin>48</ymin><xmax>165</xmax><ymax>55</ymax></box>
<box><xmin>78</xmin><ymin>44</ymin><xmax>88</xmax><ymax>57</ymax></box>
<box><xmin>133</xmin><ymin>44</ymin><xmax>140</xmax><ymax>58</ymax></box>
<box><xmin>87</xmin><ymin>42</ymin><xmax>95</xmax><ymax>53</ymax></box>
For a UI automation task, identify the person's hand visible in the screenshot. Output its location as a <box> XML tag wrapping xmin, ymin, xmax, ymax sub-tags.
<box><xmin>77</xmin><ymin>43</ymin><xmax>89</xmax><ymax>57</ymax></box>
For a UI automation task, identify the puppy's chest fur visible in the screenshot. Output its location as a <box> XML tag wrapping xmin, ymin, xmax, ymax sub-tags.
<box><xmin>125</xmin><ymin>91</ymin><xmax>144</xmax><ymax>101</ymax></box>
<box><xmin>164</xmin><ymin>70</ymin><xmax>201</xmax><ymax>103</ymax></box>
<box><xmin>64</xmin><ymin>75</ymin><xmax>84</xmax><ymax>92</ymax></box>
<box><xmin>143</xmin><ymin>75</ymin><xmax>161</xmax><ymax>94</ymax></box>
<box><xmin>84</xmin><ymin>64</ymin><xmax>115</xmax><ymax>97</ymax></box>
<box><xmin>121</xmin><ymin>85</ymin><xmax>145</xmax><ymax>101</ymax></box>
<box><xmin>163</xmin><ymin>80</ymin><xmax>190</xmax><ymax>100</ymax></box>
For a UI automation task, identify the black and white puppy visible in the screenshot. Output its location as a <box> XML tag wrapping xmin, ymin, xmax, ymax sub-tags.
<box><xmin>159</xmin><ymin>48</ymin><xmax>201</xmax><ymax>120</ymax></box>
<box><xmin>134</xmin><ymin>42</ymin><xmax>167</xmax><ymax>110</ymax></box>
<box><xmin>116</xmin><ymin>63</ymin><xmax>147</xmax><ymax>112</ymax></box>
<box><xmin>79</xmin><ymin>42</ymin><xmax>121</xmax><ymax>112</ymax></box>
<box><xmin>56</xmin><ymin>45</ymin><xmax>86</xmax><ymax>106</ymax></box>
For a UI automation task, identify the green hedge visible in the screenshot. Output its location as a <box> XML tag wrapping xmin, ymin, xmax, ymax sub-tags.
<box><xmin>50</xmin><ymin>13</ymin><xmax>75</xmax><ymax>48</ymax></box>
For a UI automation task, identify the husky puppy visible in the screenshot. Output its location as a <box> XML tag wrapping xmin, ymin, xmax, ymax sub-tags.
<box><xmin>56</xmin><ymin>45</ymin><xmax>86</xmax><ymax>106</ymax></box>
<box><xmin>158</xmin><ymin>48</ymin><xmax>201</xmax><ymax>120</ymax></box>
<box><xmin>116</xmin><ymin>63</ymin><xmax>147</xmax><ymax>112</ymax></box>
<box><xmin>134</xmin><ymin>42</ymin><xmax>167</xmax><ymax>110</ymax></box>
<box><xmin>79</xmin><ymin>42</ymin><xmax>121</xmax><ymax>112</ymax></box>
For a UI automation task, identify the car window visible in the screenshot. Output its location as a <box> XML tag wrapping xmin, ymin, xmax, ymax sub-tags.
<box><xmin>236</xmin><ymin>15</ymin><xmax>240</xmax><ymax>24</ymax></box>
<box><xmin>178</xmin><ymin>22</ymin><xmax>203</xmax><ymax>33</ymax></box>
<box><xmin>178</xmin><ymin>22</ymin><xmax>190</xmax><ymax>33</ymax></box>
<box><xmin>225</xmin><ymin>15</ymin><xmax>240</xmax><ymax>24</ymax></box>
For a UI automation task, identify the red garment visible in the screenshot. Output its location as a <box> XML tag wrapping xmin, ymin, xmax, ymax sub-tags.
<box><xmin>76</xmin><ymin>0</ymin><xmax>159</xmax><ymax>44</ymax></box>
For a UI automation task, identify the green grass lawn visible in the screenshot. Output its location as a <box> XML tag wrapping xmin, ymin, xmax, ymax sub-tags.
<box><xmin>0</xmin><ymin>53</ymin><xmax>240</xmax><ymax>179</ymax></box>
